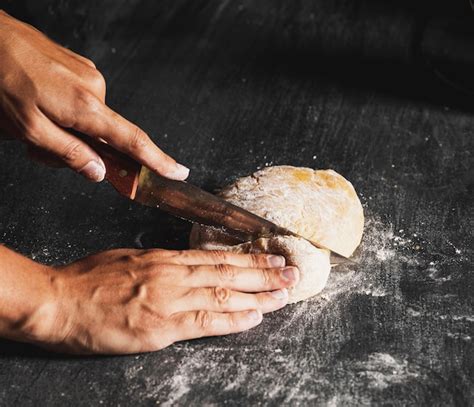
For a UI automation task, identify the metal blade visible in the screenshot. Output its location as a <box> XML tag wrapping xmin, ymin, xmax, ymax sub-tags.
<box><xmin>135</xmin><ymin>167</ymin><xmax>354</xmax><ymax>265</ymax></box>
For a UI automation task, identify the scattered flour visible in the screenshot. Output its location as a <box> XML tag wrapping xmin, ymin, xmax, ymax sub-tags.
<box><xmin>407</xmin><ymin>307</ymin><xmax>421</xmax><ymax>317</ymax></box>
<box><xmin>452</xmin><ymin>315</ymin><xmax>474</xmax><ymax>323</ymax></box>
<box><xmin>317</xmin><ymin>352</ymin><xmax>445</xmax><ymax>405</ymax></box>
<box><xmin>161</xmin><ymin>375</ymin><xmax>191</xmax><ymax>407</ymax></box>
<box><xmin>119</xmin><ymin>216</ymin><xmax>467</xmax><ymax>405</ymax></box>
<box><xmin>264</xmin><ymin>215</ymin><xmax>410</xmax><ymax>334</ymax></box>
<box><xmin>446</xmin><ymin>333</ymin><xmax>472</xmax><ymax>342</ymax></box>
<box><xmin>362</xmin><ymin>287</ymin><xmax>388</xmax><ymax>297</ymax></box>
<box><xmin>353</xmin><ymin>353</ymin><xmax>420</xmax><ymax>390</ymax></box>
<box><xmin>357</xmin><ymin>217</ymin><xmax>423</xmax><ymax>267</ymax></box>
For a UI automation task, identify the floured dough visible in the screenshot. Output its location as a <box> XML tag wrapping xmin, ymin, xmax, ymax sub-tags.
<box><xmin>190</xmin><ymin>166</ymin><xmax>364</xmax><ymax>303</ymax></box>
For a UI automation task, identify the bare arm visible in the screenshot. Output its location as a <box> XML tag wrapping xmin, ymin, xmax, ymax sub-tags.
<box><xmin>0</xmin><ymin>245</ymin><xmax>58</xmax><ymax>344</ymax></box>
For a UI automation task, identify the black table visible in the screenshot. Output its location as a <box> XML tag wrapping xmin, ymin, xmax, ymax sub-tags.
<box><xmin>0</xmin><ymin>1</ymin><xmax>472</xmax><ymax>405</ymax></box>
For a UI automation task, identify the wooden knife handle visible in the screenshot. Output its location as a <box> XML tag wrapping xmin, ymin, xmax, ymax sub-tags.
<box><xmin>83</xmin><ymin>137</ymin><xmax>141</xmax><ymax>199</ymax></box>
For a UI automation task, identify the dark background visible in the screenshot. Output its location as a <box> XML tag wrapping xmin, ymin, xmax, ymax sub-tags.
<box><xmin>0</xmin><ymin>0</ymin><xmax>473</xmax><ymax>405</ymax></box>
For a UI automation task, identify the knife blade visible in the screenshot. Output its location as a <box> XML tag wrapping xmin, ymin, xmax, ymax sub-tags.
<box><xmin>88</xmin><ymin>138</ymin><xmax>353</xmax><ymax>265</ymax></box>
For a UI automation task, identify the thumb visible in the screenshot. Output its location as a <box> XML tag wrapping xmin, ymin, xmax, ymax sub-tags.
<box><xmin>28</xmin><ymin>119</ymin><xmax>106</xmax><ymax>182</ymax></box>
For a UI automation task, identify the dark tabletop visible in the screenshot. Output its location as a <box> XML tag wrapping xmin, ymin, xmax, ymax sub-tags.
<box><xmin>0</xmin><ymin>1</ymin><xmax>473</xmax><ymax>405</ymax></box>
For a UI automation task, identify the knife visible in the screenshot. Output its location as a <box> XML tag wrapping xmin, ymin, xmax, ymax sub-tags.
<box><xmin>88</xmin><ymin>139</ymin><xmax>353</xmax><ymax>265</ymax></box>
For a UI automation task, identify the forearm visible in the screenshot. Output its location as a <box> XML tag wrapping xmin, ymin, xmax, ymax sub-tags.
<box><xmin>0</xmin><ymin>245</ymin><xmax>57</xmax><ymax>344</ymax></box>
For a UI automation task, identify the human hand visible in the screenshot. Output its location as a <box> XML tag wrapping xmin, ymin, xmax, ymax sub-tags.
<box><xmin>0</xmin><ymin>10</ymin><xmax>189</xmax><ymax>182</ymax></box>
<box><xmin>36</xmin><ymin>249</ymin><xmax>298</xmax><ymax>354</ymax></box>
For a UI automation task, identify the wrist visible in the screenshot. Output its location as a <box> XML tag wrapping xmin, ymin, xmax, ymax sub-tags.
<box><xmin>0</xmin><ymin>246</ymin><xmax>65</xmax><ymax>346</ymax></box>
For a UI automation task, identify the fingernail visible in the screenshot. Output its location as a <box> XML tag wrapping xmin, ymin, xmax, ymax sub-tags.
<box><xmin>268</xmin><ymin>255</ymin><xmax>286</xmax><ymax>267</ymax></box>
<box><xmin>166</xmin><ymin>163</ymin><xmax>190</xmax><ymax>180</ymax></box>
<box><xmin>281</xmin><ymin>267</ymin><xmax>298</xmax><ymax>282</ymax></box>
<box><xmin>270</xmin><ymin>288</ymin><xmax>288</xmax><ymax>300</ymax></box>
<box><xmin>79</xmin><ymin>160</ymin><xmax>105</xmax><ymax>182</ymax></box>
<box><xmin>247</xmin><ymin>310</ymin><xmax>261</xmax><ymax>321</ymax></box>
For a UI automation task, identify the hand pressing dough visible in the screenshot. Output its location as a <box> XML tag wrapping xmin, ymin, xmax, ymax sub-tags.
<box><xmin>200</xmin><ymin>236</ymin><xmax>332</xmax><ymax>304</ymax></box>
<box><xmin>190</xmin><ymin>166</ymin><xmax>364</xmax><ymax>303</ymax></box>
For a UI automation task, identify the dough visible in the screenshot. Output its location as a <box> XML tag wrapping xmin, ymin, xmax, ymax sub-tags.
<box><xmin>190</xmin><ymin>166</ymin><xmax>364</xmax><ymax>303</ymax></box>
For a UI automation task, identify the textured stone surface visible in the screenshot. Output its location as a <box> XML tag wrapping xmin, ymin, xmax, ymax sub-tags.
<box><xmin>0</xmin><ymin>1</ymin><xmax>472</xmax><ymax>405</ymax></box>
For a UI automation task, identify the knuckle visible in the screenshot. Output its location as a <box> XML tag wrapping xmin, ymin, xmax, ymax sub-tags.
<box><xmin>194</xmin><ymin>310</ymin><xmax>212</xmax><ymax>331</ymax></box>
<box><xmin>250</xmin><ymin>253</ymin><xmax>264</xmax><ymax>266</ymax></box>
<box><xmin>209</xmin><ymin>250</ymin><xmax>228</xmax><ymax>263</ymax></box>
<box><xmin>88</xmin><ymin>69</ymin><xmax>106</xmax><ymax>93</ymax></box>
<box><xmin>216</xmin><ymin>263</ymin><xmax>235</xmax><ymax>283</ymax></box>
<box><xmin>74</xmin><ymin>88</ymin><xmax>101</xmax><ymax>114</ymax></box>
<box><xmin>261</xmin><ymin>269</ymin><xmax>273</xmax><ymax>287</ymax></box>
<box><xmin>186</xmin><ymin>265</ymin><xmax>199</xmax><ymax>276</ymax></box>
<box><xmin>212</xmin><ymin>287</ymin><xmax>231</xmax><ymax>305</ymax></box>
<box><xmin>61</xmin><ymin>140</ymin><xmax>84</xmax><ymax>164</ymax></box>
<box><xmin>129</xmin><ymin>126</ymin><xmax>149</xmax><ymax>153</ymax></box>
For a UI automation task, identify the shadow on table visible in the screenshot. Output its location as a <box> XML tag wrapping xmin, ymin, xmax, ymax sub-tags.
<box><xmin>5</xmin><ymin>0</ymin><xmax>474</xmax><ymax>112</ymax></box>
<box><xmin>0</xmin><ymin>339</ymin><xmax>138</xmax><ymax>360</ymax></box>
<box><xmin>0</xmin><ymin>339</ymin><xmax>63</xmax><ymax>359</ymax></box>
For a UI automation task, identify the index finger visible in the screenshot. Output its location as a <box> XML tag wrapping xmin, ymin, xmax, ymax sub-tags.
<box><xmin>72</xmin><ymin>93</ymin><xmax>189</xmax><ymax>180</ymax></box>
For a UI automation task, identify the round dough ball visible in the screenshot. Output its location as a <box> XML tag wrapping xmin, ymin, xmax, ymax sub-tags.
<box><xmin>190</xmin><ymin>165</ymin><xmax>364</xmax><ymax>303</ymax></box>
